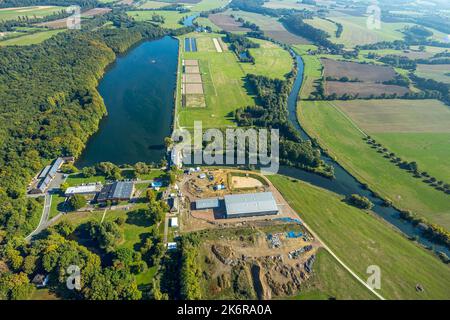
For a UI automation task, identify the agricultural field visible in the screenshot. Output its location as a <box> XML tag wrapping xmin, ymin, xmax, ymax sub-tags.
<box><xmin>416</xmin><ymin>64</ymin><xmax>450</xmax><ymax>84</ymax></box>
<box><xmin>0</xmin><ymin>6</ymin><xmax>65</xmax><ymax>21</ymax></box>
<box><xmin>0</xmin><ymin>29</ymin><xmax>65</xmax><ymax>46</ymax></box>
<box><xmin>240</xmin><ymin>38</ymin><xmax>293</xmax><ymax>80</ymax></box>
<box><xmin>208</xmin><ymin>13</ymin><xmax>251</xmax><ymax>32</ymax></box>
<box><xmin>297</xmin><ymin>100</ymin><xmax>450</xmax><ymax>229</ymax></box>
<box><xmin>191</xmin><ymin>0</ymin><xmax>230</xmax><ymax>11</ymax></box>
<box><xmin>194</xmin><ymin>16</ymin><xmax>221</xmax><ymax>32</ymax></box>
<box><xmin>228</xmin><ymin>10</ymin><xmax>310</xmax><ymax>45</ymax></box>
<box><xmin>269</xmin><ymin>175</ymin><xmax>450</xmax><ymax>300</ymax></box>
<box><xmin>321</xmin><ymin>59</ymin><xmax>409</xmax><ymax>97</ymax></box>
<box><xmin>289</xmin><ymin>249</ymin><xmax>376</xmax><ymax>300</ymax></box>
<box><xmin>263</xmin><ymin>0</ymin><xmax>316</xmax><ymax>11</ymax></box>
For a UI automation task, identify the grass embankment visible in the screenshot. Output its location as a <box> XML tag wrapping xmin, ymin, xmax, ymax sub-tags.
<box><xmin>293</xmin><ymin>44</ymin><xmax>322</xmax><ymax>99</ymax></box>
<box><xmin>269</xmin><ymin>175</ymin><xmax>450</xmax><ymax>300</ymax></box>
<box><xmin>298</xmin><ymin>100</ymin><xmax>450</xmax><ymax>229</ymax></box>
<box><xmin>289</xmin><ymin>249</ymin><xmax>376</xmax><ymax>300</ymax></box>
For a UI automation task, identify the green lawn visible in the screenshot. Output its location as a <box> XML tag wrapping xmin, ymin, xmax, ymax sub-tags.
<box><xmin>49</xmin><ymin>193</ymin><xmax>67</xmax><ymax>220</ymax></box>
<box><xmin>137</xmin><ymin>1</ymin><xmax>169</xmax><ymax>9</ymax></box>
<box><xmin>177</xmin><ymin>33</ymin><xmax>254</xmax><ymax>129</ymax></box>
<box><xmin>191</xmin><ymin>0</ymin><xmax>230</xmax><ymax>11</ymax></box>
<box><xmin>0</xmin><ymin>6</ymin><xmax>65</xmax><ymax>21</ymax></box>
<box><xmin>127</xmin><ymin>10</ymin><xmax>190</xmax><ymax>29</ymax></box>
<box><xmin>269</xmin><ymin>175</ymin><xmax>450</xmax><ymax>300</ymax></box>
<box><xmin>195</xmin><ymin>16</ymin><xmax>221</xmax><ymax>33</ymax></box>
<box><xmin>373</xmin><ymin>132</ymin><xmax>450</xmax><ymax>183</ymax></box>
<box><xmin>290</xmin><ymin>249</ymin><xmax>376</xmax><ymax>300</ymax></box>
<box><xmin>293</xmin><ymin>44</ymin><xmax>322</xmax><ymax>99</ymax></box>
<box><xmin>242</xmin><ymin>38</ymin><xmax>293</xmax><ymax>80</ymax></box>
<box><xmin>0</xmin><ymin>29</ymin><xmax>65</xmax><ymax>46</ymax></box>
<box><xmin>297</xmin><ymin>100</ymin><xmax>450</xmax><ymax>229</ymax></box>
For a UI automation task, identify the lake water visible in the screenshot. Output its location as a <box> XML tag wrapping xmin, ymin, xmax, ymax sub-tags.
<box><xmin>76</xmin><ymin>36</ymin><xmax>178</xmax><ymax>167</ymax></box>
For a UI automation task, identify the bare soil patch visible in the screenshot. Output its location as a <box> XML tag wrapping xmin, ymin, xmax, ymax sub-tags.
<box><xmin>183</xmin><ymin>73</ymin><xmax>202</xmax><ymax>83</ymax></box>
<box><xmin>36</xmin><ymin>7</ymin><xmax>111</xmax><ymax>29</ymax></box>
<box><xmin>322</xmin><ymin>58</ymin><xmax>397</xmax><ymax>82</ymax></box>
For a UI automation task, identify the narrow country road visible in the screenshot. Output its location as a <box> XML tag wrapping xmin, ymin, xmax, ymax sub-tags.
<box><xmin>25</xmin><ymin>193</ymin><xmax>52</xmax><ymax>241</ymax></box>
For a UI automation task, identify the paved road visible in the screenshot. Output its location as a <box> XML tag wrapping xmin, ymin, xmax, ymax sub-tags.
<box><xmin>25</xmin><ymin>193</ymin><xmax>52</xmax><ymax>241</ymax></box>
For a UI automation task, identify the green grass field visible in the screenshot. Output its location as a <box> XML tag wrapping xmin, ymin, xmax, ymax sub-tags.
<box><xmin>194</xmin><ymin>16</ymin><xmax>221</xmax><ymax>32</ymax></box>
<box><xmin>293</xmin><ymin>44</ymin><xmax>323</xmax><ymax>99</ymax></box>
<box><xmin>269</xmin><ymin>175</ymin><xmax>450</xmax><ymax>300</ymax></box>
<box><xmin>241</xmin><ymin>38</ymin><xmax>293</xmax><ymax>80</ymax></box>
<box><xmin>191</xmin><ymin>0</ymin><xmax>229</xmax><ymax>11</ymax></box>
<box><xmin>0</xmin><ymin>6</ymin><xmax>64</xmax><ymax>21</ymax></box>
<box><xmin>298</xmin><ymin>100</ymin><xmax>450</xmax><ymax>229</ymax></box>
<box><xmin>137</xmin><ymin>0</ymin><xmax>169</xmax><ymax>9</ymax></box>
<box><xmin>309</xmin><ymin>13</ymin><xmax>448</xmax><ymax>48</ymax></box>
<box><xmin>290</xmin><ymin>249</ymin><xmax>376</xmax><ymax>300</ymax></box>
<box><xmin>127</xmin><ymin>10</ymin><xmax>190</xmax><ymax>29</ymax></box>
<box><xmin>0</xmin><ymin>29</ymin><xmax>65</xmax><ymax>46</ymax></box>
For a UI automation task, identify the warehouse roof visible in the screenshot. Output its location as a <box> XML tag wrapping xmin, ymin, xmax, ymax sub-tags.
<box><xmin>224</xmin><ymin>192</ymin><xmax>278</xmax><ymax>216</ymax></box>
<box><xmin>97</xmin><ymin>181</ymin><xmax>134</xmax><ymax>202</ymax></box>
<box><xmin>65</xmin><ymin>185</ymin><xmax>99</xmax><ymax>196</ymax></box>
<box><xmin>196</xmin><ymin>198</ymin><xmax>220</xmax><ymax>209</ymax></box>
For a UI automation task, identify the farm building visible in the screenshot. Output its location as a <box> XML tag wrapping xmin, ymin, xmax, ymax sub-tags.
<box><xmin>196</xmin><ymin>198</ymin><xmax>220</xmax><ymax>210</ymax></box>
<box><xmin>65</xmin><ymin>184</ymin><xmax>102</xmax><ymax>197</ymax></box>
<box><xmin>30</xmin><ymin>157</ymin><xmax>65</xmax><ymax>194</ymax></box>
<box><xmin>168</xmin><ymin>197</ymin><xmax>179</xmax><ymax>213</ymax></box>
<box><xmin>97</xmin><ymin>181</ymin><xmax>134</xmax><ymax>203</ymax></box>
<box><xmin>224</xmin><ymin>192</ymin><xmax>278</xmax><ymax>219</ymax></box>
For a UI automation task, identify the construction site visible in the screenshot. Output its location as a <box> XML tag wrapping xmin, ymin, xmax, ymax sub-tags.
<box><xmin>173</xmin><ymin>168</ymin><xmax>322</xmax><ymax>299</ymax></box>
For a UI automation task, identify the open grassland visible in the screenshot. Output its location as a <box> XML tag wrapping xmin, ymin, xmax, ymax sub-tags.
<box><xmin>289</xmin><ymin>249</ymin><xmax>376</xmax><ymax>300</ymax></box>
<box><xmin>127</xmin><ymin>10</ymin><xmax>190</xmax><ymax>29</ymax></box>
<box><xmin>241</xmin><ymin>38</ymin><xmax>293</xmax><ymax>80</ymax></box>
<box><xmin>269</xmin><ymin>175</ymin><xmax>450</xmax><ymax>300</ymax></box>
<box><xmin>373</xmin><ymin>132</ymin><xmax>450</xmax><ymax>182</ymax></box>
<box><xmin>263</xmin><ymin>0</ymin><xmax>316</xmax><ymax>10</ymax></box>
<box><xmin>322</xmin><ymin>59</ymin><xmax>397</xmax><ymax>82</ymax></box>
<box><xmin>298</xmin><ymin>100</ymin><xmax>450</xmax><ymax>229</ymax></box>
<box><xmin>229</xmin><ymin>10</ymin><xmax>310</xmax><ymax>45</ymax></box>
<box><xmin>359</xmin><ymin>47</ymin><xmax>448</xmax><ymax>60</ymax></box>
<box><xmin>177</xmin><ymin>33</ymin><xmax>294</xmax><ymax>128</ymax></box>
<box><xmin>336</xmin><ymin>99</ymin><xmax>450</xmax><ymax>133</ymax></box>
<box><xmin>416</xmin><ymin>64</ymin><xmax>450</xmax><ymax>84</ymax></box>
<box><xmin>0</xmin><ymin>29</ymin><xmax>65</xmax><ymax>46</ymax></box>
<box><xmin>0</xmin><ymin>6</ymin><xmax>64</xmax><ymax>21</ymax></box>
<box><xmin>177</xmin><ymin>33</ymin><xmax>254</xmax><ymax>129</ymax></box>
<box><xmin>191</xmin><ymin>0</ymin><xmax>230</xmax><ymax>11</ymax></box>
<box><xmin>194</xmin><ymin>16</ymin><xmax>222</xmax><ymax>32</ymax></box>
<box><xmin>325</xmin><ymin>82</ymin><xmax>408</xmax><ymax>98</ymax></box>
<box><xmin>293</xmin><ymin>44</ymin><xmax>322</xmax><ymax>99</ymax></box>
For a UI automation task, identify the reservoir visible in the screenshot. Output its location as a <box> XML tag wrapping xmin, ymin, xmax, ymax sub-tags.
<box><xmin>76</xmin><ymin>36</ymin><xmax>178</xmax><ymax>167</ymax></box>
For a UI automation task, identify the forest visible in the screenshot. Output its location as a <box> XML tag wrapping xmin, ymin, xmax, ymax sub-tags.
<box><xmin>234</xmin><ymin>74</ymin><xmax>332</xmax><ymax>176</ymax></box>
<box><xmin>0</xmin><ymin>17</ymin><xmax>166</xmax><ymax>239</ymax></box>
